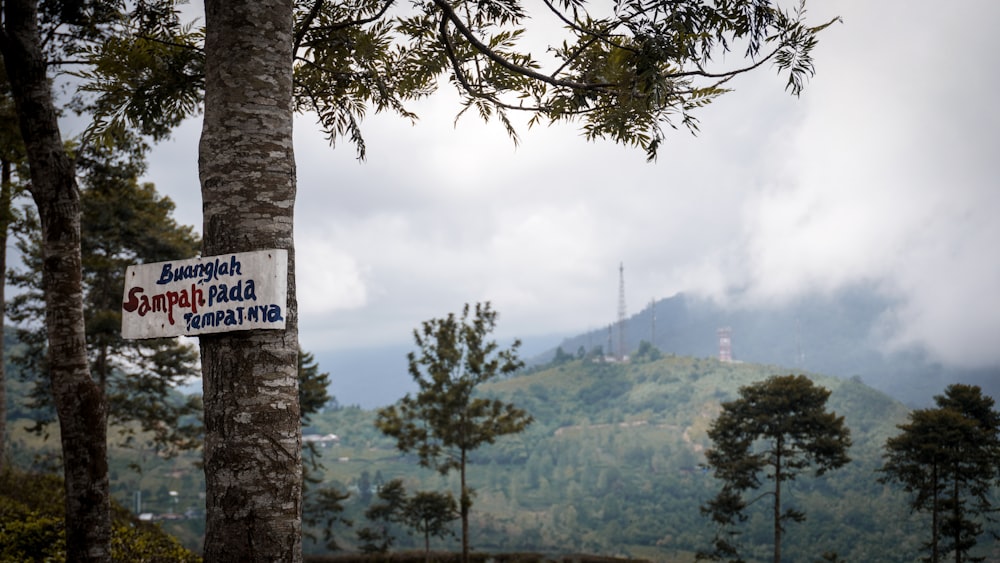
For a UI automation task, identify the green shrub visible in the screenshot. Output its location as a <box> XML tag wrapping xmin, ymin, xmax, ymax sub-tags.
<box><xmin>1</xmin><ymin>467</ymin><xmax>201</xmax><ymax>563</ymax></box>
<box><xmin>0</xmin><ymin>500</ymin><xmax>66</xmax><ymax>562</ymax></box>
<box><xmin>111</xmin><ymin>521</ymin><xmax>201</xmax><ymax>562</ymax></box>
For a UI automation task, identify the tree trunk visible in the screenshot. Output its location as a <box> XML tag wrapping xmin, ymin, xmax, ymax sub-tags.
<box><xmin>0</xmin><ymin>158</ymin><xmax>10</xmax><ymax>471</ymax></box>
<box><xmin>932</xmin><ymin>461</ymin><xmax>939</xmax><ymax>563</ymax></box>
<box><xmin>952</xmin><ymin>473</ymin><xmax>960</xmax><ymax>563</ymax></box>
<box><xmin>199</xmin><ymin>1</ymin><xmax>301</xmax><ymax>561</ymax></box>
<box><xmin>461</xmin><ymin>447</ymin><xmax>470</xmax><ymax>563</ymax></box>
<box><xmin>774</xmin><ymin>440</ymin><xmax>782</xmax><ymax>563</ymax></box>
<box><xmin>0</xmin><ymin>1</ymin><xmax>110</xmax><ymax>560</ymax></box>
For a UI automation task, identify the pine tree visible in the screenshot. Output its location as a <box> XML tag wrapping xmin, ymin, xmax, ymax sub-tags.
<box><xmin>699</xmin><ymin>374</ymin><xmax>852</xmax><ymax>563</ymax></box>
<box><xmin>299</xmin><ymin>348</ymin><xmax>333</xmax><ymax>482</ymax></box>
<box><xmin>376</xmin><ymin>302</ymin><xmax>533</xmax><ymax>563</ymax></box>
<box><xmin>879</xmin><ymin>384</ymin><xmax>1000</xmax><ymax>563</ymax></box>
<box><xmin>0</xmin><ymin>4</ymin><xmax>199</xmax><ymax>557</ymax></box>
<box><xmin>7</xmin><ymin>139</ymin><xmax>203</xmax><ymax>455</ymax></box>
<box><xmin>405</xmin><ymin>490</ymin><xmax>459</xmax><ymax>562</ymax></box>
<box><xmin>357</xmin><ymin>478</ymin><xmax>408</xmax><ymax>553</ymax></box>
<box><xmin>0</xmin><ymin>66</ymin><xmax>25</xmax><ymax>471</ymax></box>
<box><xmin>356</xmin><ymin>478</ymin><xmax>459</xmax><ymax>560</ymax></box>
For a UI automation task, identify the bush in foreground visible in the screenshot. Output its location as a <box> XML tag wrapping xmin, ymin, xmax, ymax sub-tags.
<box><xmin>0</xmin><ymin>467</ymin><xmax>201</xmax><ymax>562</ymax></box>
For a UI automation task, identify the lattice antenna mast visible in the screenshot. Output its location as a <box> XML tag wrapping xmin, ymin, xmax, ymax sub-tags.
<box><xmin>649</xmin><ymin>298</ymin><xmax>656</xmax><ymax>348</ymax></box>
<box><xmin>617</xmin><ymin>262</ymin><xmax>627</xmax><ymax>361</ymax></box>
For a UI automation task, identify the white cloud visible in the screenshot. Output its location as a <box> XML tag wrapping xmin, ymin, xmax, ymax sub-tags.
<box><xmin>723</xmin><ymin>0</ymin><xmax>1000</xmax><ymax>366</ymax></box>
<box><xmin>296</xmin><ymin>237</ymin><xmax>368</xmax><ymax>314</ymax></box>
<box><xmin>144</xmin><ymin>0</ymin><xmax>1000</xmax><ymax>370</ymax></box>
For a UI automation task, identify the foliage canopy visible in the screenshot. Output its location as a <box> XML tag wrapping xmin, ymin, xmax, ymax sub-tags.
<box><xmin>879</xmin><ymin>384</ymin><xmax>1000</xmax><ymax>563</ymax></box>
<box><xmin>5</xmin><ymin>141</ymin><xmax>203</xmax><ymax>455</ymax></box>
<box><xmin>376</xmin><ymin>302</ymin><xmax>532</xmax><ymax>562</ymax></box>
<box><xmin>82</xmin><ymin>0</ymin><xmax>839</xmax><ymax>160</ymax></box>
<box><xmin>700</xmin><ymin>374</ymin><xmax>852</xmax><ymax>563</ymax></box>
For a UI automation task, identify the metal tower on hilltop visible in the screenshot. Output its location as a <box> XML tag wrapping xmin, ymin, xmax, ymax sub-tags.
<box><xmin>718</xmin><ymin>327</ymin><xmax>732</xmax><ymax>363</ymax></box>
<box><xmin>617</xmin><ymin>262</ymin><xmax>627</xmax><ymax>361</ymax></box>
<box><xmin>649</xmin><ymin>298</ymin><xmax>657</xmax><ymax>348</ymax></box>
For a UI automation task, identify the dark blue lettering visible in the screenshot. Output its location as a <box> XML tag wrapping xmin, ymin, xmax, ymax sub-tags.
<box><xmin>157</xmin><ymin>264</ymin><xmax>174</xmax><ymax>284</ymax></box>
<box><xmin>155</xmin><ymin>255</ymin><xmax>245</xmax><ymax>286</ymax></box>
<box><xmin>266</xmin><ymin>305</ymin><xmax>283</xmax><ymax>322</ymax></box>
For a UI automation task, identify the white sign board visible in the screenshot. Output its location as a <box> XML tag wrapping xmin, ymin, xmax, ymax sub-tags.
<box><xmin>122</xmin><ymin>249</ymin><xmax>287</xmax><ymax>339</ymax></box>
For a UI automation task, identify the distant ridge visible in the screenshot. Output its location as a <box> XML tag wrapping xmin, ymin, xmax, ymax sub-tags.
<box><xmin>538</xmin><ymin>286</ymin><xmax>998</xmax><ymax>407</ymax></box>
<box><xmin>313</xmin><ymin>286</ymin><xmax>997</xmax><ymax>409</ymax></box>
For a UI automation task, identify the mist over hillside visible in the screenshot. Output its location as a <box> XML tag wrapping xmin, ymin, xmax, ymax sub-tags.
<box><xmin>315</xmin><ymin>284</ymin><xmax>997</xmax><ymax>409</ymax></box>
<box><xmin>541</xmin><ymin>285</ymin><xmax>999</xmax><ymax>407</ymax></box>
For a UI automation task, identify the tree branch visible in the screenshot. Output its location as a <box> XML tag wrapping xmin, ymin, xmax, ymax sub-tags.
<box><xmin>294</xmin><ymin>0</ymin><xmax>325</xmax><ymax>54</ymax></box>
<box><xmin>432</xmin><ymin>0</ymin><xmax>603</xmax><ymax>92</ymax></box>
<box><xmin>298</xmin><ymin>0</ymin><xmax>396</xmax><ymax>38</ymax></box>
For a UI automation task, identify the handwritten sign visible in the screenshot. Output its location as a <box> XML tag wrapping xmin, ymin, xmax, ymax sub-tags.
<box><xmin>121</xmin><ymin>249</ymin><xmax>288</xmax><ymax>339</ymax></box>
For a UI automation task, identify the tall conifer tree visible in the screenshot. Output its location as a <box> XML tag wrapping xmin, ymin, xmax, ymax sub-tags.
<box><xmin>1</xmin><ymin>4</ymin><xmax>111</xmax><ymax>557</ymax></box>
<box><xmin>700</xmin><ymin>374</ymin><xmax>852</xmax><ymax>563</ymax></box>
<box><xmin>377</xmin><ymin>302</ymin><xmax>533</xmax><ymax>563</ymax></box>
<box><xmin>880</xmin><ymin>384</ymin><xmax>1000</xmax><ymax>563</ymax></box>
<box><xmin>7</xmin><ymin>140</ymin><xmax>203</xmax><ymax>455</ymax></box>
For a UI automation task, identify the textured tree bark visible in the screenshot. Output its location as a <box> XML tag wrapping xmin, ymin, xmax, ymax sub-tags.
<box><xmin>773</xmin><ymin>443</ymin><xmax>782</xmax><ymax>563</ymax></box>
<box><xmin>0</xmin><ymin>1</ymin><xmax>110</xmax><ymax>560</ymax></box>
<box><xmin>0</xmin><ymin>160</ymin><xmax>9</xmax><ymax>471</ymax></box>
<box><xmin>931</xmin><ymin>461</ymin><xmax>939</xmax><ymax>563</ymax></box>
<box><xmin>460</xmin><ymin>447</ymin><xmax>470</xmax><ymax>563</ymax></box>
<box><xmin>199</xmin><ymin>0</ymin><xmax>302</xmax><ymax>561</ymax></box>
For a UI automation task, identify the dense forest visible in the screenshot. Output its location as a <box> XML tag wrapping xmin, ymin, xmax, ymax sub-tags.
<box><xmin>8</xmin><ymin>339</ymin><xmax>998</xmax><ymax>561</ymax></box>
<box><xmin>301</xmin><ymin>355</ymin><xmax>927</xmax><ymax>561</ymax></box>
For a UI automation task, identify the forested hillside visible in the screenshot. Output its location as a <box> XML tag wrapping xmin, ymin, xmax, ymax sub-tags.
<box><xmin>6</xmin><ymin>345</ymin><xmax>999</xmax><ymax>561</ymax></box>
<box><xmin>301</xmin><ymin>353</ymin><xmax>997</xmax><ymax>561</ymax></box>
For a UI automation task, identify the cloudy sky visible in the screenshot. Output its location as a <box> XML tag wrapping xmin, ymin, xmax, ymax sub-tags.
<box><xmin>144</xmin><ymin>0</ymin><xmax>1000</xmax><ymax>370</ymax></box>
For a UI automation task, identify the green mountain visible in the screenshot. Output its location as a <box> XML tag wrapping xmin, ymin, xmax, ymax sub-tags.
<box><xmin>316</xmin><ymin>286</ymin><xmax>1000</xmax><ymax>410</ymax></box>
<box><xmin>303</xmin><ymin>353</ymin><xmax>998</xmax><ymax>561</ymax></box>
<box><xmin>543</xmin><ymin>288</ymin><xmax>1000</xmax><ymax>408</ymax></box>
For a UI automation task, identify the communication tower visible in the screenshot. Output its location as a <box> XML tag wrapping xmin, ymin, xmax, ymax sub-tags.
<box><xmin>718</xmin><ymin>327</ymin><xmax>732</xmax><ymax>363</ymax></box>
<box><xmin>650</xmin><ymin>298</ymin><xmax>657</xmax><ymax>347</ymax></box>
<box><xmin>617</xmin><ymin>262</ymin><xmax>627</xmax><ymax>361</ymax></box>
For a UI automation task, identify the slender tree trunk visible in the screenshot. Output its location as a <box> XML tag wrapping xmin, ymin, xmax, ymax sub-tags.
<box><xmin>932</xmin><ymin>461</ymin><xmax>939</xmax><ymax>563</ymax></box>
<box><xmin>0</xmin><ymin>158</ymin><xmax>10</xmax><ymax>470</ymax></box>
<box><xmin>773</xmin><ymin>439</ymin><xmax>783</xmax><ymax>563</ymax></box>
<box><xmin>0</xmin><ymin>1</ymin><xmax>110</xmax><ymax>560</ymax></box>
<box><xmin>461</xmin><ymin>447</ymin><xmax>470</xmax><ymax>563</ymax></box>
<box><xmin>199</xmin><ymin>1</ymin><xmax>301</xmax><ymax>561</ymax></box>
<box><xmin>953</xmin><ymin>473</ymin><xmax>960</xmax><ymax>563</ymax></box>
